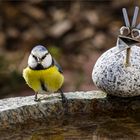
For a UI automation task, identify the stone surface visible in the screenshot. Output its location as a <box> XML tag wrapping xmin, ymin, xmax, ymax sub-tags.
<box><xmin>92</xmin><ymin>45</ymin><xmax>140</xmax><ymax>97</ymax></box>
<box><xmin>1</xmin><ymin>113</ymin><xmax>140</xmax><ymax>140</ymax></box>
<box><xmin>0</xmin><ymin>90</ymin><xmax>140</xmax><ymax>129</ymax></box>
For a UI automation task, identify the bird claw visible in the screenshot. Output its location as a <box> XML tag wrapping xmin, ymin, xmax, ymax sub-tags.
<box><xmin>60</xmin><ymin>92</ymin><xmax>69</xmax><ymax>115</ymax></box>
<box><xmin>34</xmin><ymin>98</ymin><xmax>41</xmax><ymax>102</ymax></box>
<box><xmin>62</xmin><ymin>95</ymin><xmax>68</xmax><ymax>104</ymax></box>
<box><xmin>60</xmin><ymin>92</ymin><xmax>68</xmax><ymax>104</ymax></box>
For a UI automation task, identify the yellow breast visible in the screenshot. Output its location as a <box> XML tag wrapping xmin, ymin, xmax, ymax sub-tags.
<box><xmin>23</xmin><ymin>66</ymin><xmax>64</xmax><ymax>93</ymax></box>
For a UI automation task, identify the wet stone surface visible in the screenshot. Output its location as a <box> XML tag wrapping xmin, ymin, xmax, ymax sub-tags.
<box><xmin>0</xmin><ymin>90</ymin><xmax>140</xmax><ymax>140</ymax></box>
<box><xmin>0</xmin><ymin>114</ymin><xmax>140</xmax><ymax>140</ymax></box>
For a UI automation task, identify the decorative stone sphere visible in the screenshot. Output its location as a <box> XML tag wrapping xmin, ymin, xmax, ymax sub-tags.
<box><xmin>92</xmin><ymin>45</ymin><xmax>140</xmax><ymax>97</ymax></box>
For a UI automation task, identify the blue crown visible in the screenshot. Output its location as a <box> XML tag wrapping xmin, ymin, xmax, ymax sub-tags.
<box><xmin>32</xmin><ymin>45</ymin><xmax>47</xmax><ymax>52</ymax></box>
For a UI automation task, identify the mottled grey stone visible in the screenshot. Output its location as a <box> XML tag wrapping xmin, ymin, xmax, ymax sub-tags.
<box><xmin>92</xmin><ymin>45</ymin><xmax>140</xmax><ymax>97</ymax></box>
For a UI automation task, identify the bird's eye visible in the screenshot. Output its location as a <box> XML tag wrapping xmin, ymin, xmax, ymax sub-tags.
<box><xmin>41</xmin><ymin>53</ymin><xmax>49</xmax><ymax>60</ymax></box>
<box><xmin>131</xmin><ymin>29</ymin><xmax>140</xmax><ymax>39</ymax></box>
<box><xmin>120</xmin><ymin>26</ymin><xmax>130</xmax><ymax>36</ymax></box>
<box><xmin>32</xmin><ymin>54</ymin><xmax>38</xmax><ymax>61</ymax></box>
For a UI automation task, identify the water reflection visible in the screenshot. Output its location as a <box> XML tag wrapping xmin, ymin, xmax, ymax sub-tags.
<box><xmin>0</xmin><ymin>115</ymin><xmax>140</xmax><ymax>140</ymax></box>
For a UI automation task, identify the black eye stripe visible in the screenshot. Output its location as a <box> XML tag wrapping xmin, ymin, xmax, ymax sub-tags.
<box><xmin>41</xmin><ymin>53</ymin><xmax>49</xmax><ymax>60</ymax></box>
<box><xmin>32</xmin><ymin>54</ymin><xmax>38</xmax><ymax>60</ymax></box>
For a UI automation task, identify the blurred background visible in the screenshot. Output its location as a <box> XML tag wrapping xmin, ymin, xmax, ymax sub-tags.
<box><xmin>0</xmin><ymin>0</ymin><xmax>139</xmax><ymax>98</ymax></box>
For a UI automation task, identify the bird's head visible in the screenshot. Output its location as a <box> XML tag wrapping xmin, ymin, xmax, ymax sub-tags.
<box><xmin>118</xmin><ymin>6</ymin><xmax>140</xmax><ymax>47</ymax></box>
<box><xmin>28</xmin><ymin>45</ymin><xmax>53</xmax><ymax>70</ymax></box>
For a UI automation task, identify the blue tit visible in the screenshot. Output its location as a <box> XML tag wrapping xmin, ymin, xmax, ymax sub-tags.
<box><xmin>23</xmin><ymin>45</ymin><xmax>65</xmax><ymax>102</ymax></box>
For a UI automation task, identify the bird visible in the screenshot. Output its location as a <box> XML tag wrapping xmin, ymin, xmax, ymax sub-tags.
<box><xmin>23</xmin><ymin>45</ymin><xmax>66</xmax><ymax>102</ymax></box>
<box><xmin>116</xmin><ymin>6</ymin><xmax>140</xmax><ymax>67</ymax></box>
<box><xmin>104</xmin><ymin>6</ymin><xmax>140</xmax><ymax>64</ymax></box>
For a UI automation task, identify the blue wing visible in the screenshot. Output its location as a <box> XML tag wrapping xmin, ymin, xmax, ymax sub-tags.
<box><xmin>53</xmin><ymin>58</ymin><xmax>63</xmax><ymax>73</ymax></box>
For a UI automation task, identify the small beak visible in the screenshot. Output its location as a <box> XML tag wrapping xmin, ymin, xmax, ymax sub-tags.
<box><xmin>37</xmin><ymin>58</ymin><xmax>42</xmax><ymax>64</ymax></box>
<box><xmin>118</xmin><ymin>35</ymin><xmax>139</xmax><ymax>47</ymax></box>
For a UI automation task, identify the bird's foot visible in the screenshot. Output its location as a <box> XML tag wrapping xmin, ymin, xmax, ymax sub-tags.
<box><xmin>60</xmin><ymin>92</ymin><xmax>68</xmax><ymax>104</ymax></box>
<box><xmin>34</xmin><ymin>93</ymin><xmax>41</xmax><ymax>102</ymax></box>
<box><xmin>61</xmin><ymin>92</ymin><xmax>69</xmax><ymax>115</ymax></box>
<box><xmin>34</xmin><ymin>98</ymin><xmax>41</xmax><ymax>102</ymax></box>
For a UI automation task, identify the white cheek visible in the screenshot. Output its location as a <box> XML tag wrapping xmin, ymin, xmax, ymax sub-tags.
<box><xmin>28</xmin><ymin>55</ymin><xmax>37</xmax><ymax>68</ymax></box>
<box><xmin>42</xmin><ymin>54</ymin><xmax>52</xmax><ymax>68</ymax></box>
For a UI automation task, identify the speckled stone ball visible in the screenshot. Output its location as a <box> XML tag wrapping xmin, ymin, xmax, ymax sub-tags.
<box><xmin>92</xmin><ymin>45</ymin><xmax>140</xmax><ymax>97</ymax></box>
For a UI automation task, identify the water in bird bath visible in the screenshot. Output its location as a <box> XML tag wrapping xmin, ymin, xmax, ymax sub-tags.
<box><xmin>0</xmin><ymin>114</ymin><xmax>140</xmax><ymax>140</ymax></box>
